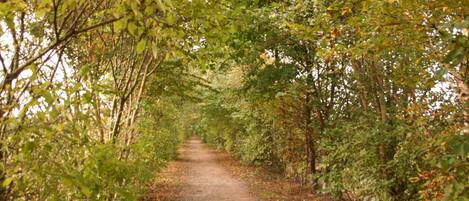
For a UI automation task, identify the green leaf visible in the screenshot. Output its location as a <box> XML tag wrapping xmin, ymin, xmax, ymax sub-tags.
<box><xmin>61</xmin><ymin>175</ymin><xmax>74</xmax><ymax>187</ymax></box>
<box><xmin>19</xmin><ymin>98</ymin><xmax>38</xmax><ymax>118</ymax></box>
<box><xmin>137</xmin><ymin>39</ymin><xmax>147</xmax><ymax>54</ymax></box>
<box><xmin>156</xmin><ymin>0</ymin><xmax>166</xmax><ymax>12</ymax></box>
<box><xmin>130</xmin><ymin>1</ymin><xmax>140</xmax><ymax>15</ymax></box>
<box><xmin>80</xmin><ymin>185</ymin><xmax>92</xmax><ymax>197</ymax></box>
<box><xmin>166</xmin><ymin>13</ymin><xmax>177</xmax><ymax>25</ymax></box>
<box><xmin>2</xmin><ymin>178</ymin><xmax>12</xmax><ymax>187</ymax></box>
<box><xmin>36</xmin><ymin>8</ymin><xmax>47</xmax><ymax>18</ymax></box>
<box><xmin>128</xmin><ymin>22</ymin><xmax>138</xmax><ymax>36</ymax></box>
<box><xmin>444</xmin><ymin>46</ymin><xmax>463</xmax><ymax>64</ymax></box>
<box><xmin>114</xmin><ymin>19</ymin><xmax>127</xmax><ymax>31</ymax></box>
<box><xmin>435</xmin><ymin>68</ymin><xmax>447</xmax><ymax>81</ymax></box>
<box><xmin>144</xmin><ymin>5</ymin><xmax>155</xmax><ymax>15</ymax></box>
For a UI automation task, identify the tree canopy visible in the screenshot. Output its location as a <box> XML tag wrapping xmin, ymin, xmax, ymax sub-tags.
<box><xmin>0</xmin><ymin>0</ymin><xmax>468</xmax><ymax>200</ymax></box>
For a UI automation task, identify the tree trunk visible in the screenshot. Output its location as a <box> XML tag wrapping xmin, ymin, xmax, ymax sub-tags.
<box><xmin>304</xmin><ymin>92</ymin><xmax>317</xmax><ymax>191</ymax></box>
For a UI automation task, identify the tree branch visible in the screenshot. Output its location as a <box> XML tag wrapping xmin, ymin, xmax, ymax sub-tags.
<box><xmin>0</xmin><ymin>17</ymin><xmax>122</xmax><ymax>91</ymax></box>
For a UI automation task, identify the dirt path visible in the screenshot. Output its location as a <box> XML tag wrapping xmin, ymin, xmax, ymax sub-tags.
<box><xmin>148</xmin><ymin>137</ymin><xmax>324</xmax><ymax>201</ymax></box>
<box><xmin>149</xmin><ymin>137</ymin><xmax>254</xmax><ymax>201</ymax></box>
<box><xmin>179</xmin><ymin>137</ymin><xmax>254</xmax><ymax>201</ymax></box>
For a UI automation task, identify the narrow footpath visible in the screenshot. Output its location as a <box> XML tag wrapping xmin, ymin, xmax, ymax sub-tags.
<box><xmin>180</xmin><ymin>137</ymin><xmax>254</xmax><ymax>201</ymax></box>
<box><xmin>148</xmin><ymin>137</ymin><xmax>323</xmax><ymax>201</ymax></box>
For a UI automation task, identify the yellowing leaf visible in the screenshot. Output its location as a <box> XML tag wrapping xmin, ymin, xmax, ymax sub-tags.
<box><xmin>128</xmin><ymin>22</ymin><xmax>138</xmax><ymax>36</ymax></box>
<box><xmin>114</xmin><ymin>19</ymin><xmax>126</xmax><ymax>31</ymax></box>
<box><xmin>341</xmin><ymin>7</ymin><xmax>351</xmax><ymax>16</ymax></box>
<box><xmin>2</xmin><ymin>178</ymin><xmax>12</xmax><ymax>187</ymax></box>
<box><xmin>137</xmin><ymin>39</ymin><xmax>147</xmax><ymax>54</ymax></box>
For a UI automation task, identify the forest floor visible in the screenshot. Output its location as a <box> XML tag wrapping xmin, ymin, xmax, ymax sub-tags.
<box><xmin>146</xmin><ymin>137</ymin><xmax>329</xmax><ymax>201</ymax></box>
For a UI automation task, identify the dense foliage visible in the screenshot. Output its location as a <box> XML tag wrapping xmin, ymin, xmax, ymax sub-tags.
<box><xmin>194</xmin><ymin>1</ymin><xmax>469</xmax><ymax>201</ymax></box>
<box><xmin>0</xmin><ymin>0</ymin><xmax>212</xmax><ymax>200</ymax></box>
<box><xmin>0</xmin><ymin>0</ymin><xmax>467</xmax><ymax>201</ymax></box>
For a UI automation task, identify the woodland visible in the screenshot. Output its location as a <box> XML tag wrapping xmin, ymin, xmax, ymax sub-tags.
<box><xmin>0</xmin><ymin>0</ymin><xmax>468</xmax><ymax>200</ymax></box>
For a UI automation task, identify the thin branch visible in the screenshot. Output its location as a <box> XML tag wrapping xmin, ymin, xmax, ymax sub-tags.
<box><xmin>0</xmin><ymin>52</ymin><xmax>7</xmax><ymax>74</ymax></box>
<box><xmin>67</xmin><ymin>2</ymin><xmax>90</xmax><ymax>34</ymax></box>
<box><xmin>52</xmin><ymin>0</ymin><xmax>59</xmax><ymax>39</ymax></box>
<box><xmin>48</xmin><ymin>47</ymin><xmax>66</xmax><ymax>84</ymax></box>
<box><xmin>0</xmin><ymin>17</ymin><xmax>121</xmax><ymax>91</ymax></box>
